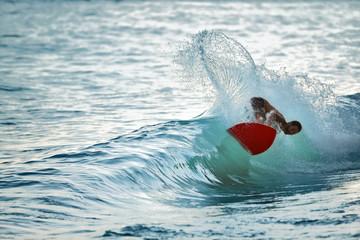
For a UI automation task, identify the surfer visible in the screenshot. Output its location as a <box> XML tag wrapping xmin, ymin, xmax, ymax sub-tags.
<box><xmin>250</xmin><ymin>97</ymin><xmax>302</xmax><ymax>135</ymax></box>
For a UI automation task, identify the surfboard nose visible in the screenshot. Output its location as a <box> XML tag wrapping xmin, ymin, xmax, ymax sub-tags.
<box><xmin>227</xmin><ymin>123</ymin><xmax>276</xmax><ymax>155</ymax></box>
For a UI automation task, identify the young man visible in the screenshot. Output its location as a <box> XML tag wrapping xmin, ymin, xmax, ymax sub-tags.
<box><xmin>250</xmin><ymin>97</ymin><xmax>302</xmax><ymax>135</ymax></box>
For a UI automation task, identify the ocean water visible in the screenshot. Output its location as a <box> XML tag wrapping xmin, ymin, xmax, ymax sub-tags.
<box><xmin>1</xmin><ymin>0</ymin><xmax>360</xmax><ymax>239</ymax></box>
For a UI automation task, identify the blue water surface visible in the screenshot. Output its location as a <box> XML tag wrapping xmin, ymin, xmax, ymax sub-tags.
<box><xmin>1</xmin><ymin>0</ymin><xmax>359</xmax><ymax>239</ymax></box>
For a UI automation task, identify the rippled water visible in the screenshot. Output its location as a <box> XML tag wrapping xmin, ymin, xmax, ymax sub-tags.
<box><xmin>1</xmin><ymin>1</ymin><xmax>359</xmax><ymax>239</ymax></box>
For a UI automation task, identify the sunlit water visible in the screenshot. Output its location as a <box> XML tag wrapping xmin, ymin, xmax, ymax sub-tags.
<box><xmin>0</xmin><ymin>1</ymin><xmax>359</xmax><ymax>239</ymax></box>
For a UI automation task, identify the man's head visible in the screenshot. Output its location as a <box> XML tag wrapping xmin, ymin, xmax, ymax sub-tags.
<box><xmin>284</xmin><ymin>121</ymin><xmax>302</xmax><ymax>135</ymax></box>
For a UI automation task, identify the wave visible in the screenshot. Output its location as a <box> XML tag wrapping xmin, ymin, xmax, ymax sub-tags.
<box><xmin>0</xmin><ymin>84</ymin><xmax>29</xmax><ymax>92</ymax></box>
<box><xmin>44</xmin><ymin>31</ymin><xmax>360</xmax><ymax>207</ymax></box>
<box><xmin>81</xmin><ymin>117</ymin><xmax>358</xmax><ymax>207</ymax></box>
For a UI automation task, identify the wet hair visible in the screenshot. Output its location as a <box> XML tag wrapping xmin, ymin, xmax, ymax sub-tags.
<box><xmin>290</xmin><ymin>121</ymin><xmax>302</xmax><ymax>132</ymax></box>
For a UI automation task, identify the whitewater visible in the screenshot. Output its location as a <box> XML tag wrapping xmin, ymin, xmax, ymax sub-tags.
<box><xmin>0</xmin><ymin>1</ymin><xmax>359</xmax><ymax>239</ymax></box>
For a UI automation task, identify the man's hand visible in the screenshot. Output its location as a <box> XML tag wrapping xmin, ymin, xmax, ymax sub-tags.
<box><xmin>255</xmin><ymin>114</ymin><xmax>265</xmax><ymax>124</ymax></box>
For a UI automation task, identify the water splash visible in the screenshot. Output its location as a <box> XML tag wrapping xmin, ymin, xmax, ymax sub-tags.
<box><xmin>174</xmin><ymin>30</ymin><xmax>360</xmax><ymax>174</ymax></box>
<box><xmin>174</xmin><ymin>30</ymin><xmax>258</xmax><ymax>125</ymax></box>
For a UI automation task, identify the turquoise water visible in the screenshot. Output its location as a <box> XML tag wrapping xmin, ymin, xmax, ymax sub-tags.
<box><xmin>1</xmin><ymin>1</ymin><xmax>360</xmax><ymax>239</ymax></box>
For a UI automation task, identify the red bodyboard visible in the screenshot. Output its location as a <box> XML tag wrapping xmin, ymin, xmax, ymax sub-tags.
<box><xmin>227</xmin><ymin>123</ymin><xmax>276</xmax><ymax>155</ymax></box>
